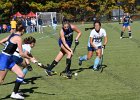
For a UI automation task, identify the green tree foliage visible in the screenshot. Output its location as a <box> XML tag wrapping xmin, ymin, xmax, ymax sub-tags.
<box><xmin>0</xmin><ymin>0</ymin><xmax>136</xmax><ymax>23</ymax></box>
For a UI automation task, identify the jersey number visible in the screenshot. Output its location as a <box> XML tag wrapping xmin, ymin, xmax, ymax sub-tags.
<box><xmin>94</xmin><ymin>38</ymin><xmax>102</xmax><ymax>43</ymax></box>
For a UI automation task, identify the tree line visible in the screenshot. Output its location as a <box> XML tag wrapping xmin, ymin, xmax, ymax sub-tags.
<box><xmin>0</xmin><ymin>0</ymin><xmax>136</xmax><ymax>23</ymax></box>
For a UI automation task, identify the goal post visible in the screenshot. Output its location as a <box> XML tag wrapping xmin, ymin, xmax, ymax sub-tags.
<box><xmin>36</xmin><ymin>12</ymin><xmax>62</xmax><ymax>34</ymax></box>
<box><xmin>36</xmin><ymin>12</ymin><xmax>62</xmax><ymax>26</ymax></box>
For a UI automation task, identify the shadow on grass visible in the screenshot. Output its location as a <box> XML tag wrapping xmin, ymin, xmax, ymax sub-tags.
<box><xmin>122</xmin><ymin>36</ymin><xmax>129</xmax><ymax>39</ymax></box>
<box><xmin>0</xmin><ymin>87</ymin><xmax>38</xmax><ymax>100</ymax></box>
<box><xmin>1</xmin><ymin>76</ymin><xmax>42</xmax><ymax>86</ymax></box>
<box><xmin>0</xmin><ymin>86</ymin><xmax>56</xmax><ymax>100</ymax></box>
<box><xmin>70</xmin><ymin>64</ymin><xmax>107</xmax><ymax>74</ymax></box>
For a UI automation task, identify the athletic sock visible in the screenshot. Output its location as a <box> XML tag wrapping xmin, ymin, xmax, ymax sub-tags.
<box><xmin>93</xmin><ymin>57</ymin><xmax>100</xmax><ymax>69</ymax></box>
<box><xmin>65</xmin><ymin>58</ymin><xmax>71</xmax><ymax>73</ymax></box>
<box><xmin>22</xmin><ymin>68</ymin><xmax>28</xmax><ymax>75</ymax></box>
<box><xmin>79</xmin><ymin>55</ymin><xmax>87</xmax><ymax>61</ymax></box>
<box><xmin>128</xmin><ymin>31</ymin><xmax>132</xmax><ymax>37</ymax></box>
<box><xmin>121</xmin><ymin>31</ymin><xmax>124</xmax><ymax>37</ymax></box>
<box><xmin>48</xmin><ymin>60</ymin><xmax>58</xmax><ymax>71</ymax></box>
<box><xmin>13</xmin><ymin>77</ymin><xmax>23</xmax><ymax>93</ymax></box>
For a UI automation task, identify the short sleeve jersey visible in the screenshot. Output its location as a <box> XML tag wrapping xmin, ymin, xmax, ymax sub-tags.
<box><xmin>13</xmin><ymin>44</ymin><xmax>31</xmax><ymax>57</ymax></box>
<box><xmin>88</xmin><ymin>28</ymin><xmax>106</xmax><ymax>47</ymax></box>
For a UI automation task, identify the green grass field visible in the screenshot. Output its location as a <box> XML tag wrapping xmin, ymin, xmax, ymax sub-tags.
<box><xmin>0</xmin><ymin>21</ymin><xmax>140</xmax><ymax>100</ymax></box>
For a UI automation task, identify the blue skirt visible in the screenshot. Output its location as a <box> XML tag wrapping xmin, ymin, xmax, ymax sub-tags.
<box><xmin>0</xmin><ymin>53</ymin><xmax>16</xmax><ymax>70</ymax></box>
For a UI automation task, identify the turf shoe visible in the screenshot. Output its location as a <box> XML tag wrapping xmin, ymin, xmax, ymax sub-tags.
<box><xmin>45</xmin><ymin>69</ymin><xmax>53</xmax><ymax>76</ymax></box>
<box><xmin>66</xmin><ymin>71</ymin><xmax>72</xmax><ymax>79</ymax></box>
<box><xmin>45</xmin><ymin>64</ymin><xmax>57</xmax><ymax>76</ymax></box>
<box><xmin>10</xmin><ymin>92</ymin><xmax>24</xmax><ymax>99</ymax></box>
<box><xmin>22</xmin><ymin>80</ymin><xmax>28</xmax><ymax>84</ymax></box>
<box><xmin>93</xmin><ymin>67</ymin><xmax>99</xmax><ymax>71</ymax></box>
<box><xmin>60</xmin><ymin>71</ymin><xmax>72</xmax><ymax>79</ymax></box>
<box><xmin>129</xmin><ymin>36</ymin><xmax>132</xmax><ymax>38</ymax></box>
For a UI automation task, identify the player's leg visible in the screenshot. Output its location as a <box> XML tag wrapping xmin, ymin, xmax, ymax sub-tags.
<box><xmin>98</xmin><ymin>47</ymin><xmax>104</xmax><ymax>68</ymax></box>
<box><xmin>52</xmin><ymin>24</ymin><xmax>57</xmax><ymax>32</ymax></box>
<box><xmin>12</xmin><ymin>55</ymin><xmax>30</xmax><ymax>84</ymax></box>
<box><xmin>79</xmin><ymin>51</ymin><xmax>93</xmax><ymax>66</ymax></box>
<box><xmin>10</xmin><ymin>64</ymin><xmax>24</xmax><ymax>99</ymax></box>
<box><xmin>93</xmin><ymin>47</ymin><xmax>102</xmax><ymax>71</ymax></box>
<box><xmin>12</xmin><ymin>56</ymin><xmax>27</xmax><ymax>77</ymax></box>
<box><xmin>0</xmin><ymin>70</ymin><xmax>8</xmax><ymax>84</ymax></box>
<box><xmin>19</xmin><ymin>59</ymin><xmax>30</xmax><ymax>84</ymax></box>
<box><xmin>20</xmin><ymin>60</ymin><xmax>28</xmax><ymax>76</ymax></box>
<box><xmin>120</xmin><ymin>26</ymin><xmax>125</xmax><ymax>39</ymax></box>
<box><xmin>79</xmin><ymin>47</ymin><xmax>93</xmax><ymax>66</ymax></box>
<box><xmin>45</xmin><ymin>50</ymin><xmax>65</xmax><ymax>76</ymax></box>
<box><xmin>61</xmin><ymin>44</ymin><xmax>72</xmax><ymax>74</ymax></box>
<box><xmin>127</xmin><ymin>26</ymin><xmax>132</xmax><ymax>38</ymax></box>
<box><xmin>0</xmin><ymin>54</ymin><xmax>10</xmax><ymax>84</ymax></box>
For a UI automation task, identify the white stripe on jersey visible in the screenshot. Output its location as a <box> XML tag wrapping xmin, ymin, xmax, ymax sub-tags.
<box><xmin>88</xmin><ymin>28</ymin><xmax>106</xmax><ymax>47</ymax></box>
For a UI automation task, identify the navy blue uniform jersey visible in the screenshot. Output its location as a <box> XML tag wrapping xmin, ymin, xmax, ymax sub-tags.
<box><xmin>123</xmin><ymin>16</ymin><xmax>131</xmax><ymax>27</ymax></box>
<box><xmin>3</xmin><ymin>33</ymin><xmax>19</xmax><ymax>55</ymax></box>
<box><xmin>58</xmin><ymin>25</ymin><xmax>74</xmax><ymax>47</ymax></box>
<box><xmin>0</xmin><ymin>33</ymin><xmax>20</xmax><ymax>70</ymax></box>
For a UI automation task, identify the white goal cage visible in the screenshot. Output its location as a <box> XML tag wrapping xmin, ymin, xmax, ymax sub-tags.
<box><xmin>36</xmin><ymin>12</ymin><xmax>62</xmax><ymax>26</ymax></box>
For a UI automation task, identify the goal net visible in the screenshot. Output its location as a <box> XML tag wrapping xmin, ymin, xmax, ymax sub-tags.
<box><xmin>36</xmin><ymin>12</ymin><xmax>62</xmax><ymax>26</ymax></box>
<box><xmin>36</xmin><ymin>12</ymin><xmax>62</xmax><ymax>37</ymax></box>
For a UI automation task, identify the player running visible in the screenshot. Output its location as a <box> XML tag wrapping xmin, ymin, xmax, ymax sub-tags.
<box><xmin>13</xmin><ymin>36</ymin><xmax>46</xmax><ymax>83</ymax></box>
<box><xmin>120</xmin><ymin>13</ymin><xmax>133</xmax><ymax>39</ymax></box>
<box><xmin>1</xmin><ymin>36</ymin><xmax>45</xmax><ymax>84</ymax></box>
<box><xmin>45</xmin><ymin>21</ymin><xmax>81</xmax><ymax>78</ymax></box>
<box><xmin>79</xmin><ymin>20</ymin><xmax>107</xmax><ymax>71</ymax></box>
<box><xmin>0</xmin><ymin>25</ymin><xmax>33</xmax><ymax>99</ymax></box>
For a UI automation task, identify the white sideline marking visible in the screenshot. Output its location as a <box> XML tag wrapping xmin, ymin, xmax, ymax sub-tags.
<box><xmin>36</xmin><ymin>32</ymin><xmax>58</xmax><ymax>40</ymax></box>
<box><xmin>37</xmin><ymin>36</ymin><xmax>49</xmax><ymax>40</ymax></box>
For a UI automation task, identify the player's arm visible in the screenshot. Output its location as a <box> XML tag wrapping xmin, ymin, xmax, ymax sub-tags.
<box><xmin>71</xmin><ymin>24</ymin><xmax>82</xmax><ymax>41</ymax></box>
<box><xmin>24</xmin><ymin>51</ymin><xmax>37</xmax><ymax>63</ymax></box>
<box><xmin>89</xmin><ymin>30</ymin><xmax>97</xmax><ymax>49</ymax></box>
<box><xmin>25</xmin><ymin>51</ymin><xmax>46</xmax><ymax>68</ymax></box>
<box><xmin>130</xmin><ymin>17</ymin><xmax>133</xmax><ymax>23</ymax></box>
<box><xmin>0</xmin><ymin>36</ymin><xmax>9</xmax><ymax>46</ymax></box>
<box><xmin>121</xmin><ymin>17</ymin><xmax>124</xmax><ymax>23</ymax></box>
<box><xmin>90</xmin><ymin>37</ymin><xmax>97</xmax><ymax>49</ymax></box>
<box><xmin>23</xmin><ymin>51</ymin><xmax>33</xmax><ymax>71</ymax></box>
<box><xmin>60</xmin><ymin>29</ymin><xmax>72</xmax><ymax>53</ymax></box>
<box><xmin>16</xmin><ymin>37</ymin><xmax>32</xmax><ymax>59</ymax></box>
<box><xmin>103</xmin><ymin>30</ymin><xmax>108</xmax><ymax>48</ymax></box>
<box><xmin>103</xmin><ymin>36</ymin><xmax>108</xmax><ymax>48</ymax></box>
<box><xmin>27</xmin><ymin>52</ymin><xmax>38</xmax><ymax>63</ymax></box>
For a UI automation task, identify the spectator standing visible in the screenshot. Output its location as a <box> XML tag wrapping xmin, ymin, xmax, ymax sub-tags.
<box><xmin>26</xmin><ymin>17</ymin><xmax>31</xmax><ymax>33</ymax></box>
<box><xmin>10</xmin><ymin>18</ymin><xmax>17</xmax><ymax>33</ymax></box>
<box><xmin>38</xmin><ymin>17</ymin><xmax>43</xmax><ymax>33</ymax></box>
<box><xmin>52</xmin><ymin>17</ymin><xmax>57</xmax><ymax>33</ymax></box>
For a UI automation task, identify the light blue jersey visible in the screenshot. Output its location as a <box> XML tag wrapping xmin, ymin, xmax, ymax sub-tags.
<box><xmin>88</xmin><ymin>28</ymin><xmax>106</xmax><ymax>48</ymax></box>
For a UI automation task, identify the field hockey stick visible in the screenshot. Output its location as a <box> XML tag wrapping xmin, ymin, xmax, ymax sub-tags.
<box><xmin>32</xmin><ymin>59</ymin><xmax>48</xmax><ymax>69</ymax></box>
<box><xmin>59</xmin><ymin>40</ymin><xmax>79</xmax><ymax>78</ymax></box>
<box><xmin>71</xmin><ymin>40</ymin><xmax>79</xmax><ymax>57</ymax></box>
<box><xmin>37</xmin><ymin>62</ymin><xmax>48</xmax><ymax>69</ymax></box>
<box><xmin>73</xmin><ymin>43</ymin><xmax>77</xmax><ymax>53</ymax></box>
<box><xmin>99</xmin><ymin>45</ymin><xmax>105</xmax><ymax>71</ymax></box>
<box><xmin>85</xmin><ymin>27</ymin><xmax>94</xmax><ymax>31</ymax></box>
